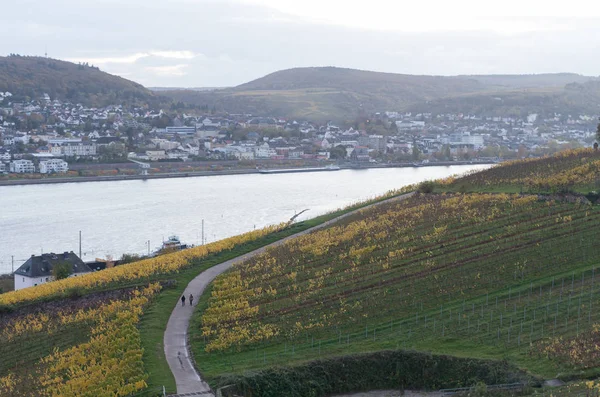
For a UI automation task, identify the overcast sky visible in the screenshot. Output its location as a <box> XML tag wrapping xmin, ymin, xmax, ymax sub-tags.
<box><xmin>2</xmin><ymin>0</ymin><xmax>600</xmax><ymax>87</ymax></box>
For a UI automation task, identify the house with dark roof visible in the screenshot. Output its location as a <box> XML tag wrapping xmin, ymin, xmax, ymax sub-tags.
<box><xmin>95</xmin><ymin>136</ymin><xmax>122</xmax><ymax>146</ymax></box>
<box><xmin>13</xmin><ymin>252</ymin><xmax>92</xmax><ymax>291</ymax></box>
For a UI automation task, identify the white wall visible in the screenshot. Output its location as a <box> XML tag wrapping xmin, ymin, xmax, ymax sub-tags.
<box><xmin>14</xmin><ymin>275</ymin><xmax>51</xmax><ymax>291</ymax></box>
<box><xmin>14</xmin><ymin>271</ymin><xmax>90</xmax><ymax>291</ymax></box>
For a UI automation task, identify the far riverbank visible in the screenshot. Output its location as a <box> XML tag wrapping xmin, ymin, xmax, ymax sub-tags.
<box><xmin>0</xmin><ymin>160</ymin><xmax>495</xmax><ymax>187</ymax></box>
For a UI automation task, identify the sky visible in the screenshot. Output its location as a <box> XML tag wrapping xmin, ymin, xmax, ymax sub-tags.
<box><xmin>2</xmin><ymin>0</ymin><xmax>600</xmax><ymax>87</ymax></box>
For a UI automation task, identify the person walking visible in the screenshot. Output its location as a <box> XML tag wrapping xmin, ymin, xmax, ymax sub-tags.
<box><xmin>181</xmin><ymin>295</ymin><xmax>186</xmax><ymax>306</ymax></box>
<box><xmin>189</xmin><ymin>294</ymin><xmax>194</xmax><ymax>306</ymax></box>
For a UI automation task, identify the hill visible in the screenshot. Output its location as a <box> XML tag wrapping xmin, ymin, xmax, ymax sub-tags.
<box><xmin>462</xmin><ymin>73</ymin><xmax>597</xmax><ymax>89</ymax></box>
<box><xmin>407</xmin><ymin>80</ymin><xmax>600</xmax><ymax>117</ymax></box>
<box><xmin>190</xmin><ymin>149</ymin><xmax>600</xmax><ymax>395</ymax></box>
<box><xmin>163</xmin><ymin>68</ymin><xmax>600</xmax><ymax>120</ymax></box>
<box><xmin>441</xmin><ymin>148</ymin><xmax>600</xmax><ymax>194</ymax></box>
<box><xmin>163</xmin><ymin>67</ymin><xmax>488</xmax><ymax>120</ymax></box>
<box><xmin>3</xmin><ymin>150</ymin><xmax>600</xmax><ymax>397</ymax></box>
<box><xmin>0</xmin><ymin>55</ymin><xmax>158</xmax><ymax>107</ymax></box>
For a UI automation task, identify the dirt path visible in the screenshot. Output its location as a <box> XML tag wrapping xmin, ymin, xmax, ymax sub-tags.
<box><xmin>163</xmin><ymin>192</ymin><xmax>415</xmax><ymax>395</ymax></box>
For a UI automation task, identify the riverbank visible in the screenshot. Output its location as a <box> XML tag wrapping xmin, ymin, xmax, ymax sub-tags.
<box><xmin>0</xmin><ymin>161</ymin><xmax>495</xmax><ymax>186</ymax></box>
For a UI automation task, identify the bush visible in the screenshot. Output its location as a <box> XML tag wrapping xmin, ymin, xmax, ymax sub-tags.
<box><xmin>418</xmin><ymin>180</ymin><xmax>435</xmax><ymax>193</ymax></box>
<box><xmin>215</xmin><ymin>350</ymin><xmax>532</xmax><ymax>397</ymax></box>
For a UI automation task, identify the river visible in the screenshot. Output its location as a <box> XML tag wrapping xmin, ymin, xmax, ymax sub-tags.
<box><xmin>0</xmin><ymin>164</ymin><xmax>490</xmax><ymax>274</ymax></box>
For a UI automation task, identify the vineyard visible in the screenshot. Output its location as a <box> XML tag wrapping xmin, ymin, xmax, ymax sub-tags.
<box><xmin>0</xmin><ymin>190</ymin><xmax>411</xmax><ymax>396</ymax></box>
<box><xmin>0</xmin><ymin>284</ymin><xmax>159</xmax><ymax>396</ymax></box>
<box><xmin>0</xmin><ymin>223</ymin><xmax>299</xmax><ymax>396</ymax></box>
<box><xmin>4</xmin><ymin>149</ymin><xmax>600</xmax><ymax>396</ymax></box>
<box><xmin>443</xmin><ymin>148</ymin><xmax>600</xmax><ymax>194</ymax></box>
<box><xmin>192</xmin><ymin>192</ymin><xmax>600</xmax><ymax>388</ymax></box>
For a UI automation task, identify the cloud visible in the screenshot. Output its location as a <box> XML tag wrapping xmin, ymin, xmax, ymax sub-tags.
<box><xmin>66</xmin><ymin>51</ymin><xmax>199</xmax><ymax>65</ymax></box>
<box><xmin>150</xmin><ymin>50</ymin><xmax>197</xmax><ymax>59</ymax></box>
<box><xmin>66</xmin><ymin>53</ymin><xmax>148</xmax><ymax>65</ymax></box>
<box><xmin>144</xmin><ymin>64</ymin><xmax>190</xmax><ymax>76</ymax></box>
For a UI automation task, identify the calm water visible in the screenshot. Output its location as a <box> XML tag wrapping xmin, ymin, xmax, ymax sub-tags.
<box><xmin>0</xmin><ymin>165</ymin><xmax>490</xmax><ymax>274</ymax></box>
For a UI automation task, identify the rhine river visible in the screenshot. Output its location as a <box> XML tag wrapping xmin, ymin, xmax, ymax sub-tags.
<box><xmin>0</xmin><ymin>164</ymin><xmax>490</xmax><ymax>274</ymax></box>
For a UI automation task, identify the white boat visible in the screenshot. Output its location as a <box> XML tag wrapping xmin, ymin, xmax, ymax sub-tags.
<box><xmin>258</xmin><ymin>164</ymin><xmax>340</xmax><ymax>174</ymax></box>
<box><xmin>155</xmin><ymin>235</ymin><xmax>190</xmax><ymax>254</ymax></box>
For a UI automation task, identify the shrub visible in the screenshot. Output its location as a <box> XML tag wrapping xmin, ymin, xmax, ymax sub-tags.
<box><xmin>418</xmin><ymin>180</ymin><xmax>435</xmax><ymax>193</ymax></box>
<box><xmin>215</xmin><ymin>350</ymin><xmax>532</xmax><ymax>397</ymax></box>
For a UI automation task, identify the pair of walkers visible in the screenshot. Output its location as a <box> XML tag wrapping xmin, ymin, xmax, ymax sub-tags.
<box><xmin>181</xmin><ymin>294</ymin><xmax>194</xmax><ymax>306</ymax></box>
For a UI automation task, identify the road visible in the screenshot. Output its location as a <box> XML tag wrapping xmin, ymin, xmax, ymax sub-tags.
<box><xmin>163</xmin><ymin>192</ymin><xmax>415</xmax><ymax>396</ymax></box>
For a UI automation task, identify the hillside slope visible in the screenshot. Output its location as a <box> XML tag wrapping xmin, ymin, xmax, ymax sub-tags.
<box><xmin>165</xmin><ymin>67</ymin><xmax>599</xmax><ymax>120</ymax></box>
<box><xmin>462</xmin><ymin>73</ymin><xmax>597</xmax><ymax>89</ymax></box>
<box><xmin>192</xmin><ymin>150</ymin><xmax>600</xmax><ymax>391</ymax></box>
<box><xmin>0</xmin><ymin>55</ymin><xmax>158</xmax><ymax>106</ymax></box>
<box><xmin>164</xmin><ymin>67</ymin><xmax>489</xmax><ymax>120</ymax></box>
<box><xmin>407</xmin><ymin>81</ymin><xmax>600</xmax><ymax>117</ymax></box>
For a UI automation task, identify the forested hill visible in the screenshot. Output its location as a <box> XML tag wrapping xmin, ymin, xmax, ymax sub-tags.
<box><xmin>0</xmin><ymin>55</ymin><xmax>158</xmax><ymax>107</ymax></box>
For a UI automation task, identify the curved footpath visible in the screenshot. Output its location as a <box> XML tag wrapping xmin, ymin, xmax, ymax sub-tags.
<box><xmin>163</xmin><ymin>192</ymin><xmax>415</xmax><ymax>396</ymax></box>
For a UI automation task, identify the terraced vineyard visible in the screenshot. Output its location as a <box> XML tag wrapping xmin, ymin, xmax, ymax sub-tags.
<box><xmin>4</xmin><ymin>149</ymin><xmax>600</xmax><ymax>396</ymax></box>
<box><xmin>0</xmin><ymin>285</ymin><xmax>159</xmax><ymax>396</ymax></box>
<box><xmin>444</xmin><ymin>148</ymin><xmax>600</xmax><ymax>194</ymax></box>
<box><xmin>0</xmin><ymin>192</ymin><xmax>409</xmax><ymax>396</ymax></box>
<box><xmin>192</xmin><ymin>192</ymin><xmax>600</xmax><ymax>386</ymax></box>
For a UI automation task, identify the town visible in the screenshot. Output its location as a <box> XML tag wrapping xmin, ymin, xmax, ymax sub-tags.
<box><xmin>0</xmin><ymin>91</ymin><xmax>598</xmax><ymax>179</ymax></box>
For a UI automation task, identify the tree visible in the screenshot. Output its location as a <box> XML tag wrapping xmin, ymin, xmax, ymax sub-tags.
<box><xmin>412</xmin><ymin>144</ymin><xmax>421</xmax><ymax>161</ymax></box>
<box><xmin>52</xmin><ymin>261</ymin><xmax>72</xmax><ymax>280</ymax></box>
<box><xmin>120</xmin><ymin>253</ymin><xmax>142</xmax><ymax>265</ymax></box>
<box><xmin>596</xmin><ymin>119</ymin><xmax>600</xmax><ymax>143</ymax></box>
<box><xmin>330</xmin><ymin>146</ymin><xmax>346</xmax><ymax>159</ymax></box>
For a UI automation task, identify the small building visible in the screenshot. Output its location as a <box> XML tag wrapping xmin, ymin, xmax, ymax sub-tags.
<box><xmin>165</xmin><ymin>126</ymin><xmax>196</xmax><ymax>135</ymax></box>
<box><xmin>61</xmin><ymin>142</ymin><xmax>97</xmax><ymax>157</ymax></box>
<box><xmin>350</xmin><ymin>146</ymin><xmax>371</xmax><ymax>162</ymax></box>
<box><xmin>145</xmin><ymin>150</ymin><xmax>167</xmax><ymax>161</ymax></box>
<box><xmin>13</xmin><ymin>252</ymin><xmax>92</xmax><ymax>291</ymax></box>
<box><xmin>39</xmin><ymin>159</ymin><xmax>69</xmax><ymax>174</ymax></box>
<box><xmin>9</xmin><ymin>159</ymin><xmax>35</xmax><ymax>173</ymax></box>
<box><xmin>95</xmin><ymin>136</ymin><xmax>122</xmax><ymax>146</ymax></box>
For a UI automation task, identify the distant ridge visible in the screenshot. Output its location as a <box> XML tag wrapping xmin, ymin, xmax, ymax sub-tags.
<box><xmin>149</xmin><ymin>87</ymin><xmax>227</xmax><ymax>92</ymax></box>
<box><xmin>2</xmin><ymin>56</ymin><xmax>597</xmax><ymax>119</ymax></box>
<box><xmin>459</xmin><ymin>73</ymin><xmax>597</xmax><ymax>88</ymax></box>
<box><xmin>0</xmin><ymin>55</ymin><xmax>158</xmax><ymax>106</ymax></box>
<box><xmin>164</xmin><ymin>66</ymin><xmax>600</xmax><ymax>120</ymax></box>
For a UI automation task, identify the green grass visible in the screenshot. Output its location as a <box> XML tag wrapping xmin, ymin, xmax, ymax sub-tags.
<box><xmin>190</xmin><ymin>193</ymin><xmax>600</xmax><ymax>386</ymax></box>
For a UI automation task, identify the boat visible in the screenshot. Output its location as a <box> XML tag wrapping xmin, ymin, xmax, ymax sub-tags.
<box><xmin>258</xmin><ymin>164</ymin><xmax>340</xmax><ymax>174</ymax></box>
<box><xmin>155</xmin><ymin>235</ymin><xmax>190</xmax><ymax>254</ymax></box>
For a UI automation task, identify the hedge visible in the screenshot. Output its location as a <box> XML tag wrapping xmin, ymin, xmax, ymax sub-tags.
<box><xmin>214</xmin><ymin>350</ymin><xmax>534</xmax><ymax>397</ymax></box>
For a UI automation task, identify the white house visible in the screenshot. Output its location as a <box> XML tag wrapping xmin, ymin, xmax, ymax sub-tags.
<box><xmin>13</xmin><ymin>252</ymin><xmax>92</xmax><ymax>291</ymax></box>
<box><xmin>254</xmin><ymin>143</ymin><xmax>277</xmax><ymax>158</ymax></box>
<box><xmin>61</xmin><ymin>143</ymin><xmax>97</xmax><ymax>157</ymax></box>
<box><xmin>9</xmin><ymin>159</ymin><xmax>35</xmax><ymax>173</ymax></box>
<box><xmin>145</xmin><ymin>150</ymin><xmax>166</xmax><ymax>161</ymax></box>
<box><xmin>166</xmin><ymin>149</ymin><xmax>189</xmax><ymax>160</ymax></box>
<box><xmin>39</xmin><ymin>159</ymin><xmax>69</xmax><ymax>174</ymax></box>
<box><xmin>1</xmin><ymin>136</ymin><xmax>15</xmax><ymax>145</ymax></box>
